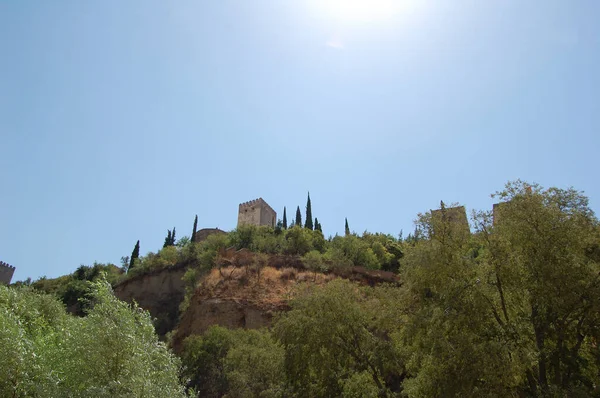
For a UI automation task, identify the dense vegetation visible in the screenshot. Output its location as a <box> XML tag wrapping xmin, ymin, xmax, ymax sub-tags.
<box><xmin>0</xmin><ymin>278</ymin><xmax>185</xmax><ymax>397</ymax></box>
<box><xmin>179</xmin><ymin>181</ymin><xmax>600</xmax><ymax>397</ymax></box>
<box><xmin>5</xmin><ymin>181</ymin><xmax>600</xmax><ymax>397</ymax></box>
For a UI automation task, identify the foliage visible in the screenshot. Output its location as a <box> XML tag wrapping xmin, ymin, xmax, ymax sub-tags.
<box><xmin>32</xmin><ymin>262</ymin><xmax>122</xmax><ymax>315</ymax></box>
<box><xmin>345</xmin><ymin>217</ymin><xmax>350</xmax><ymax>236</ymax></box>
<box><xmin>295</xmin><ymin>206</ymin><xmax>302</xmax><ymax>227</ymax></box>
<box><xmin>305</xmin><ymin>192</ymin><xmax>313</xmax><ymax>230</ymax></box>
<box><xmin>0</xmin><ymin>278</ymin><xmax>186</xmax><ymax>397</ymax></box>
<box><xmin>399</xmin><ymin>180</ymin><xmax>600</xmax><ymax>397</ymax></box>
<box><xmin>274</xmin><ymin>279</ymin><xmax>404</xmax><ymax>397</ymax></box>
<box><xmin>191</xmin><ymin>214</ymin><xmax>198</xmax><ymax>243</ymax></box>
<box><xmin>129</xmin><ymin>240</ymin><xmax>140</xmax><ymax>271</ymax></box>
<box><xmin>164</xmin><ymin>227</ymin><xmax>176</xmax><ymax>248</ymax></box>
<box><xmin>182</xmin><ymin>326</ymin><xmax>284</xmax><ymax>398</ymax></box>
<box><xmin>282</xmin><ymin>206</ymin><xmax>287</xmax><ymax>229</ymax></box>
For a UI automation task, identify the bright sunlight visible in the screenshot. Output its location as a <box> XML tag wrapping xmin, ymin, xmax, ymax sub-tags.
<box><xmin>315</xmin><ymin>0</ymin><xmax>410</xmax><ymax>22</ymax></box>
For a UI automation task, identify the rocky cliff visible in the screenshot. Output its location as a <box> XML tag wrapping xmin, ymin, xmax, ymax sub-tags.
<box><xmin>113</xmin><ymin>265</ymin><xmax>187</xmax><ymax>337</ymax></box>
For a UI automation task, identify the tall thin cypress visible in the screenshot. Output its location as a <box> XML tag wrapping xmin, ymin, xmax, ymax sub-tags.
<box><xmin>305</xmin><ymin>192</ymin><xmax>313</xmax><ymax>230</ymax></box>
<box><xmin>171</xmin><ymin>227</ymin><xmax>176</xmax><ymax>245</ymax></box>
<box><xmin>345</xmin><ymin>218</ymin><xmax>350</xmax><ymax>236</ymax></box>
<box><xmin>129</xmin><ymin>240</ymin><xmax>140</xmax><ymax>270</ymax></box>
<box><xmin>163</xmin><ymin>230</ymin><xmax>172</xmax><ymax>248</ymax></box>
<box><xmin>295</xmin><ymin>206</ymin><xmax>302</xmax><ymax>227</ymax></box>
<box><xmin>191</xmin><ymin>215</ymin><xmax>198</xmax><ymax>242</ymax></box>
<box><xmin>282</xmin><ymin>207</ymin><xmax>288</xmax><ymax>229</ymax></box>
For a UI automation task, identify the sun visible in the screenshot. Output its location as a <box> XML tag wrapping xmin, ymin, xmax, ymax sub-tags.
<box><xmin>316</xmin><ymin>0</ymin><xmax>408</xmax><ymax>23</ymax></box>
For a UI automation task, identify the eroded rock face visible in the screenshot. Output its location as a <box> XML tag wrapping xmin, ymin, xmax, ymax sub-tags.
<box><xmin>113</xmin><ymin>266</ymin><xmax>186</xmax><ymax>337</ymax></box>
<box><xmin>173</xmin><ymin>298</ymin><xmax>278</xmax><ymax>349</ymax></box>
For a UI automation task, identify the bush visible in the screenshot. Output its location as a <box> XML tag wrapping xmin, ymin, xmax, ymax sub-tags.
<box><xmin>0</xmin><ymin>278</ymin><xmax>186</xmax><ymax>397</ymax></box>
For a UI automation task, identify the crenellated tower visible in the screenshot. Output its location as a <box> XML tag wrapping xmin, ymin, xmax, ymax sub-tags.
<box><xmin>237</xmin><ymin>198</ymin><xmax>277</xmax><ymax>228</ymax></box>
<box><xmin>0</xmin><ymin>261</ymin><xmax>15</xmax><ymax>285</ymax></box>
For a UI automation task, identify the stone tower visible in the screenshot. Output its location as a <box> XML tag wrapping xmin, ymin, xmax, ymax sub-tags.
<box><xmin>237</xmin><ymin>198</ymin><xmax>277</xmax><ymax>228</ymax></box>
<box><xmin>0</xmin><ymin>261</ymin><xmax>15</xmax><ymax>285</ymax></box>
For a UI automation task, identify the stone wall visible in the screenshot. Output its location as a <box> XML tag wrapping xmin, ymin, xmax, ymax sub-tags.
<box><xmin>0</xmin><ymin>261</ymin><xmax>15</xmax><ymax>285</ymax></box>
<box><xmin>237</xmin><ymin>198</ymin><xmax>276</xmax><ymax>228</ymax></box>
<box><xmin>193</xmin><ymin>228</ymin><xmax>227</xmax><ymax>243</ymax></box>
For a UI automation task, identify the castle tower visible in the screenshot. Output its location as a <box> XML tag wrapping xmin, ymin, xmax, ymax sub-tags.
<box><xmin>237</xmin><ymin>198</ymin><xmax>277</xmax><ymax>228</ymax></box>
<box><xmin>0</xmin><ymin>261</ymin><xmax>15</xmax><ymax>285</ymax></box>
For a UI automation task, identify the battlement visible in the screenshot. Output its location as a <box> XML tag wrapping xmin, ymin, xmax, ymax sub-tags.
<box><xmin>239</xmin><ymin>198</ymin><xmax>276</xmax><ymax>215</ymax></box>
<box><xmin>0</xmin><ymin>261</ymin><xmax>16</xmax><ymax>285</ymax></box>
<box><xmin>238</xmin><ymin>198</ymin><xmax>277</xmax><ymax>228</ymax></box>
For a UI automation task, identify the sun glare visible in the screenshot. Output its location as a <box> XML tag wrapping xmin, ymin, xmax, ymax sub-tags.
<box><xmin>317</xmin><ymin>0</ymin><xmax>408</xmax><ymax>23</ymax></box>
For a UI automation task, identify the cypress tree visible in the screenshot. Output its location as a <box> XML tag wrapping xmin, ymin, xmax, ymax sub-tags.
<box><xmin>295</xmin><ymin>206</ymin><xmax>302</xmax><ymax>227</ymax></box>
<box><xmin>345</xmin><ymin>218</ymin><xmax>350</xmax><ymax>236</ymax></box>
<box><xmin>163</xmin><ymin>230</ymin><xmax>172</xmax><ymax>248</ymax></box>
<box><xmin>129</xmin><ymin>240</ymin><xmax>140</xmax><ymax>270</ymax></box>
<box><xmin>191</xmin><ymin>215</ymin><xmax>198</xmax><ymax>243</ymax></box>
<box><xmin>282</xmin><ymin>207</ymin><xmax>288</xmax><ymax>229</ymax></box>
<box><xmin>305</xmin><ymin>192</ymin><xmax>313</xmax><ymax>230</ymax></box>
<box><xmin>171</xmin><ymin>227</ymin><xmax>176</xmax><ymax>245</ymax></box>
<box><xmin>315</xmin><ymin>217</ymin><xmax>322</xmax><ymax>232</ymax></box>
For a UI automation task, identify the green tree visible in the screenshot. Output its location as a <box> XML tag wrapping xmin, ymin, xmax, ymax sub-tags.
<box><xmin>315</xmin><ymin>217</ymin><xmax>322</xmax><ymax>232</ymax></box>
<box><xmin>274</xmin><ymin>279</ymin><xmax>403</xmax><ymax>397</ymax></box>
<box><xmin>305</xmin><ymin>192</ymin><xmax>313</xmax><ymax>230</ymax></box>
<box><xmin>295</xmin><ymin>206</ymin><xmax>302</xmax><ymax>227</ymax></box>
<box><xmin>282</xmin><ymin>207</ymin><xmax>288</xmax><ymax>229</ymax></box>
<box><xmin>163</xmin><ymin>230</ymin><xmax>172</xmax><ymax>248</ymax></box>
<box><xmin>163</xmin><ymin>228</ymin><xmax>176</xmax><ymax>248</ymax></box>
<box><xmin>129</xmin><ymin>240</ymin><xmax>140</xmax><ymax>271</ymax></box>
<box><xmin>191</xmin><ymin>214</ymin><xmax>198</xmax><ymax>243</ymax></box>
<box><xmin>0</xmin><ymin>278</ymin><xmax>186</xmax><ymax>397</ymax></box>
<box><xmin>400</xmin><ymin>181</ymin><xmax>600</xmax><ymax>397</ymax></box>
<box><xmin>345</xmin><ymin>217</ymin><xmax>350</xmax><ymax>236</ymax></box>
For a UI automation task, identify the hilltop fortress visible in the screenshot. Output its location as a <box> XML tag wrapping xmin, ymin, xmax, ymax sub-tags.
<box><xmin>237</xmin><ymin>198</ymin><xmax>277</xmax><ymax>228</ymax></box>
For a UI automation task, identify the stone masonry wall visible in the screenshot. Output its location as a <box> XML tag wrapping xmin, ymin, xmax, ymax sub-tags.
<box><xmin>0</xmin><ymin>261</ymin><xmax>16</xmax><ymax>285</ymax></box>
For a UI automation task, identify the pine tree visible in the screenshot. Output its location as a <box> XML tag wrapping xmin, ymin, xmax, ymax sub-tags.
<box><xmin>191</xmin><ymin>215</ymin><xmax>198</xmax><ymax>243</ymax></box>
<box><xmin>295</xmin><ymin>206</ymin><xmax>302</xmax><ymax>227</ymax></box>
<box><xmin>129</xmin><ymin>240</ymin><xmax>140</xmax><ymax>270</ymax></box>
<box><xmin>282</xmin><ymin>207</ymin><xmax>288</xmax><ymax>229</ymax></box>
<box><xmin>345</xmin><ymin>218</ymin><xmax>350</xmax><ymax>236</ymax></box>
<box><xmin>305</xmin><ymin>192</ymin><xmax>313</xmax><ymax>230</ymax></box>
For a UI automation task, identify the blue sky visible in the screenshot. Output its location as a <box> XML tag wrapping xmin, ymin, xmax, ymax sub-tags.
<box><xmin>1</xmin><ymin>1</ymin><xmax>599</xmax><ymax>282</ymax></box>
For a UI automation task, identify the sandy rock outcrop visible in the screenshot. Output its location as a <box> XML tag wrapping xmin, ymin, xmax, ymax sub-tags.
<box><xmin>114</xmin><ymin>265</ymin><xmax>186</xmax><ymax>337</ymax></box>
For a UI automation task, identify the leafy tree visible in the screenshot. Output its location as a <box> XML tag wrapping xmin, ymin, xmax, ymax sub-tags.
<box><xmin>129</xmin><ymin>240</ymin><xmax>140</xmax><ymax>271</ymax></box>
<box><xmin>0</xmin><ymin>278</ymin><xmax>186</xmax><ymax>397</ymax></box>
<box><xmin>399</xmin><ymin>181</ymin><xmax>600</xmax><ymax>397</ymax></box>
<box><xmin>345</xmin><ymin>217</ymin><xmax>350</xmax><ymax>236</ymax></box>
<box><xmin>182</xmin><ymin>326</ymin><xmax>234</xmax><ymax>397</ymax></box>
<box><xmin>274</xmin><ymin>279</ymin><xmax>403</xmax><ymax>397</ymax></box>
<box><xmin>191</xmin><ymin>214</ymin><xmax>198</xmax><ymax>243</ymax></box>
<box><xmin>176</xmin><ymin>236</ymin><xmax>191</xmax><ymax>247</ymax></box>
<box><xmin>182</xmin><ymin>326</ymin><xmax>284</xmax><ymax>398</ymax></box>
<box><xmin>224</xmin><ymin>329</ymin><xmax>285</xmax><ymax>398</ymax></box>
<box><xmin>295</xmin><ymin>206</ymin><xmax>302</xmax><ymax>227</ymax></box>
<box><xmin>305</xmin><ymin>192</ymin><xmax>313</xmax><ymax>230</ymax></box>
<box><xmin>302</xmin><ymin>250</ymin><xmax>327</xmax><ymax>280</ymax></box>
<box><xmin>282</xmin><ymin>207</ymin><xmax>287</xmax><ymax>229</ymax></box>
<box><xmin>283</xmin><ymin>226</ymin><xmax>313</xmax><ymax>256</ymax></box>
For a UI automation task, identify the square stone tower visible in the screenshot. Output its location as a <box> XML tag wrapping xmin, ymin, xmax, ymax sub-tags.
<box><xmin>0</xmin><ymin>261</ymin><xmax>15</xmax><ymax>285</ymax></box>
<box><xmin>237</xmin><ymin>198</ymin><xmax>277</xmax><ymax>228</ymax></box>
